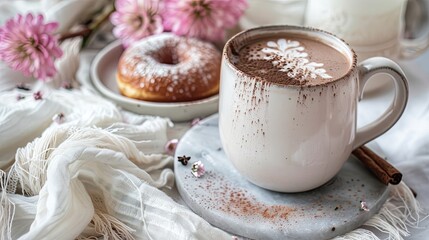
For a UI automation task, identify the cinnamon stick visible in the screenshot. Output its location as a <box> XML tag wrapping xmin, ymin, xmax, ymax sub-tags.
<box><xmin>352</xmin><ymin>146</ymin><xmax>402</xmax><ymax>185</ymax></box>
<box><xmin>361</xmin><ymin>146</ymin><xmax>402</xmax><ymax>184</ymax></box>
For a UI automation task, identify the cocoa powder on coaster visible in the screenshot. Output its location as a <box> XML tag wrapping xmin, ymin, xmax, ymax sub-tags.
<box><xmin>196</xmin><ymin>172</ymin><xmax>295</xmax><ymax>221</ymax></box>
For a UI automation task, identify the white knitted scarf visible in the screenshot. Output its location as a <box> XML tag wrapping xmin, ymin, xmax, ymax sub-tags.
<box><xmin>0</xmin><ymin>88</ymin><xmax>426</xmax><ymax>240</ymax></box>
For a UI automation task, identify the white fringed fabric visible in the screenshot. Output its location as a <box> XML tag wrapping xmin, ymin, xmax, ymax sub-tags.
<box><xmin>333</xmin><ymin>182</ymin><xmax>426</xmax><ymax>240</ymax></box>
<box><xmin>0</xmin><ymin>170</ymin><xmax>14</xmax><ymax>240</ymax></box>
<box><xmin>0</xmin><ymin>89</ymin><xmax>426</xmax><ymax>240</ymax></box>
<box><xmin>0</xmin><ymin>89</ymin><xmax>230</xmax><ymax>239</ymax></box>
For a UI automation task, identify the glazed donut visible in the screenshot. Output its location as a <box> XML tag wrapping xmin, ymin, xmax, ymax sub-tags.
<box><xmin>116</xmin><ymin>33</ymin><xmax>221</xmax><ymax>102</ymax></box>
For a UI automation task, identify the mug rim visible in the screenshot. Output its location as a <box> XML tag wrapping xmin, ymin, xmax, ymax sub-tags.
<box><xmin>223</xmin><ymin>25</ymin><xmax>358</xmax><ymax>88</ymax></box>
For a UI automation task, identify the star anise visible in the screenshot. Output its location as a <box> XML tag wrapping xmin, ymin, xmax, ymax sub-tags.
<box><xmin>177</xmin><ymin>155</ymin><xmax>191</xmax><ymax>165</ymax></box>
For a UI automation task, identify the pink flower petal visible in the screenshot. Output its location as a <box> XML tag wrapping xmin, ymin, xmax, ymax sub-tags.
<box><xmin>191</xmin><ymin>161</ymin><xmax>205</xmax><ymax>178</ymax></box>
<box><xmin>163</xmin><ymin>0</ymin><xmax>247</xmax><ymax>42</ymax></box>
<box><xmin>164</xmin><ymin>139</ymin><xmax>179</xmax><ymax>155</ymax></box>
<box><xmin>110</xmin><ymin>0</ymin><xmax>165</xmax><ymax>47</ymax></box>
<box><xmin>0</xmin><ymin>13</ymin><xmax>62</xmax><ymax>81</ymax></box>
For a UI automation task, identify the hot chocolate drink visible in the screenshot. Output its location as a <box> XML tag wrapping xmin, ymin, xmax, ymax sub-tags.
<box><xmin>233</xmin><ymin>35</ymin><xmax>351</xmax><ymax>86</ymax></box>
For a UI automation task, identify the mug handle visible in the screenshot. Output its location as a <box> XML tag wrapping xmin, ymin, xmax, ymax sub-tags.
<box><xmin>353</xmin><ymin>57</ymin><xmax>409</xmax><ymax>149</ymax></box>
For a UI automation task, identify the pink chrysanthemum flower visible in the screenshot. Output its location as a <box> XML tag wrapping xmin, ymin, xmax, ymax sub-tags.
<box><xmin>0</xmin><ymin>13</ymin><xmax>63</xmax><ymax>81</ymax></box>
<box><xmin>163</xmin><ymin>0</ymin><xmax>248</xmax><ymax>42</ymax></box>
<box><xmin>111</xmin><ymin>0</ymin><xmax>164</xmax><ymax>47</ymax></box>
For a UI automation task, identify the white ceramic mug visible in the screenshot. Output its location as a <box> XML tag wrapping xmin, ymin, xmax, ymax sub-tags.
<box><xmin>219</xmin><ymin>26</ymin><xmax>409</xmax><ymax>192</ymax></box>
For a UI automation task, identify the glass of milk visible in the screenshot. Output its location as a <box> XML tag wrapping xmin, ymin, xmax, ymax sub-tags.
<box><xmin>239</xmin><ymin>0</ymin><xmax>307</xmax><ymax>30</ymax></box>
<box><xmin>304</xmin><ymin>0</ymin><xmax>429</xmax><ymax>91</ymax></box>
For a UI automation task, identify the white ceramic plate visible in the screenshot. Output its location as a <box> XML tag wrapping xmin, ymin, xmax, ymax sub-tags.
<box><xmin>90</xmin><ymin>40</ymin><xmax>219</xmax><ymax>122</ymax></box>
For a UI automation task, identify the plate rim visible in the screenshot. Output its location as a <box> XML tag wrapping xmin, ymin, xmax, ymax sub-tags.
<box><xmin>89</xmin><ymin>40</ymin><xmax>220</xmax><ymax>110</ymax></box>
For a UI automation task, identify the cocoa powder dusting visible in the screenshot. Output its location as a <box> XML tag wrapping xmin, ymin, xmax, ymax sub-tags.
<box><xmin>235</xmin><ymin>58</ymin><xmax>305</xmax><ymax>86</ymax></box>
<box><xmin>232</xmin><ymin>48</ymin><xmax>307</xmax><ymax>85</ymax></box>
<box><xmin>232</xmin><ymin>36</ymin><xmax>351</xmax><ymax>87</ymax></box>
<box><xmin>194</xmin><ymin>172</ymin><xmax>295</xmax><ymax>221</ymax></box>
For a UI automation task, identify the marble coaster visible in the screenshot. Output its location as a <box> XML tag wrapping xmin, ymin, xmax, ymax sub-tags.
<box><xmin>174</xmin><ymin>114</ymin><xmax>390</xmax><ymax>240</ymax></box>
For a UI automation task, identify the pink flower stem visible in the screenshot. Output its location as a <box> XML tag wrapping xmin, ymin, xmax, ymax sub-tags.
<box><xmin>59</xmin><ymin>4</ymin><xmax>115</xmax><ymax>43</ymax></box>
<box><xmin>59</xmin><ymin>28</ymin><xmax>92</xmax><ymax>42</ymax></box>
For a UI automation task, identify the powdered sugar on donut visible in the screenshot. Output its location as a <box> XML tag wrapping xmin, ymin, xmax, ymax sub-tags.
<box><xmin>117</xmin><ymin>33</ymin><xmax>221</xmax><ymax>102</ymax></box>
<box><xmin>247</xmin><ymin>38</ymin><xmax>332</xmax><ymax>81</ymax></box>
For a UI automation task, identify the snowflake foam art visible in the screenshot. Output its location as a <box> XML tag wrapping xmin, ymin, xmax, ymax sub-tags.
<box><xmin>0</xmin><ymin>13</ymin><xmax>63</xmax><ymax>81</ymax></box>
<box><xmin>248</xmin><ymin>38</ymin><xmax>332</xmax><ymax>81</ymax></box>
<box><xmin>163</xmin><ymin>0</ymin><xmax>247</xmax><ymax>42</ymax></box>
<box><xmin>110</xmin><ymin>0</ymin><xmax>164</xmax><ymax>47</ymax></box>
